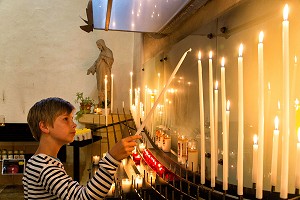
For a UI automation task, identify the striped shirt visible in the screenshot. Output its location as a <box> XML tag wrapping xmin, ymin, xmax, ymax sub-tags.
<box><xmin>22</xmin><ymin>153</ymin><xmax>120</xmax><ymax>200</ymax></box>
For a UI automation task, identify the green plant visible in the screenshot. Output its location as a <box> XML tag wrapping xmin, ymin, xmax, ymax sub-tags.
<box><xmin>74</xmin><ymin>92</ymin><xmax>95</xmax><ymax>120</ymax></box>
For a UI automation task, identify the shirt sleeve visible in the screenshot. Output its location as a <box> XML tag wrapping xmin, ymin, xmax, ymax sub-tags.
<box><xmin>39</xmin><ymin>152</ymin><xmax>120</xmax><ymax>200</ymax></box>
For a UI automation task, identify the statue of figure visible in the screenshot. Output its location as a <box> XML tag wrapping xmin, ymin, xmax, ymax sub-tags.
<box><xmin>87</xmin><ymin>39</ymin><xmax>114</xmax><ymax>105</ymax></box>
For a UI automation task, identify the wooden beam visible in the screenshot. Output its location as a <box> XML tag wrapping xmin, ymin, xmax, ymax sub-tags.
<box><xmin>105</xmin><ymin>0</ymin><xmax>113</xmax><ymax>31</ymax></box>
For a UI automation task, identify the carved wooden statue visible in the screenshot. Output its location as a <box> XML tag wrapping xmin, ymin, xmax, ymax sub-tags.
<box><xmin>87</xmin><ymin>39</ymin><xmax>114</xmax><ymax>105</ymax></box>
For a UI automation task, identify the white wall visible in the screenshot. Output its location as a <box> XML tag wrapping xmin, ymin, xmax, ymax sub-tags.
<box><xmin>0</xmin><ymin>0</ymin><xmax>136</xmax><ymax>123</ymax></box>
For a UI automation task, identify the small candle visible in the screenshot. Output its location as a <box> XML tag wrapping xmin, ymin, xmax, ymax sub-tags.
<box><xmin>252</xmin><ymin>134</ymin><xmax>258</xmax><ymax>183</ymax></box>
<box><xmin>198</xmin><ymin>51</ymin><xmax>206</xmax><ymax>184</ymax></box>
<box><xmin>295</xmin><ymin>128</ymin><xmax>300</xmax><ymax>189</ymax></box>
<box><xmin>92</xmin><ymin>155</ymin><xmax>100</xmax><ymax>165</ymax></box>
<box><xmin>187</xmin><ymin>139</ymin><xmax>198</xmax><ymax>172</ymax></box>
<box><xmin>271</xmin><ymin>116</ymin><xmax>279</xmax><ymax>187</ymax></box>
<box><xmin>280</xmin><ymin>4</ymin><xmax>290</xmax><ymax>199</ymax></box>
<box><xmin>122</xmin><ymin>178</ymin><xmax>132</xmax><ymax>193</ymax></box>
<box><xmin>162</xmin><ymin>134</ymin><xmax>171</xmax><ymax>152</ymax></box>
<box><xmin>148</xmin><ymin>171</ymin><xmax>156</xmax><ymax>185</ymax></box>
<box><xmin>139</xmin><ymin>143</ymin><xmax>146</xmax><ymax>152</ymax></box>
<box><xmin>135</xmin><ymin>175</ymin><xmax>143</xmax><ymax>189</ymax></box>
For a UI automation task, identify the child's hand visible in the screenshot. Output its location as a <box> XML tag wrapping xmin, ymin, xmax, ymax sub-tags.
<box><xmin>109</xmin><ymin>135</ymin><xmax>142</xmax><ymax>161</ymax></box>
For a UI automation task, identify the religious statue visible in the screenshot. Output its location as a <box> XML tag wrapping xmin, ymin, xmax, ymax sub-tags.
<box><xmin>87</xmin><ymin>39</ymin><xmax>114</xmax><ymax>105</ymax></box>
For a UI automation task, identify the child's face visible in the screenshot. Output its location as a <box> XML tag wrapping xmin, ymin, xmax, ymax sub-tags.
<box><xmin>48</xmin><ymin>112</ymin><xmax>77</xmax><ymax>145</ymax></box>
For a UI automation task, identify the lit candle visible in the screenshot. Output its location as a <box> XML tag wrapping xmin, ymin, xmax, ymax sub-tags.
<box><xmin>223</xmin><ymin>100</ymin><xmax>230</xmax><ymax>191</ymax></box>
<box><xmin>111</xmin><ymin>74</ymin><xmax>114</xmax><ymax>113</ymax></box>
<box><xmin>162</xmin><ymin>134</ymin><xmax>171</xmax><ymax>152</ymax></box>
<box><xmin>139</xmin><ymin>143</ymin><xmax>146</xmax><ymax>152</ymax></box>
<box><xmin>134</xmin><ymin>175</ymin><xmax>143</xmax><ymax>189</ymax></box>
<box><xmin>237</xmin><ymin>43</ymin><xmax>244</xmax><ymax>195</ymax></box>
<box><xmin>208</xmin><ymin>51</ymin><xmax>216</xmax><ymax>187</ymax></box>
<box><xmin>135</xmin><ymin>49</ymin><xmax>191</xmax><ymax>136</ymax></box>
<box><xmin>130</xmin><ymin>72</ymin><xmax>133</xmax><ymax>108</ymax></box>
<box><xmin>147</xmin><ymin>171</ymin><xmax>156</xmax><ymax>185</ymax></box>
<box><xmin>122</xmin><ymin>178</ymin><xmax>132</xmax><ymax>193</ymax></box>
<box><xmin>257</xmin><ymin>31</ymin><xmax>264</xmax><ymax>199</ymax></box>
<box><xmin>296</xmin><ymin>128</ymin><xmax>300</xmax><ymax>189</ymax></box>
<box><xmin>198</xmin><ymin>51</ymin><xmax>206</xmax><ymax>184</ymax></box>
<box><xmin>280</xmin><ymin>4</ymin><xmax>290</xmax><ymax>199</ymax></box>
<box><xmin>271</xmin><ymin>116</ymin><xmax>279</xmax><ymax>187</ymax></box>
<box><xmin>105</xmin><ymin>75</ymin><xmax>108</xmax><ymax>126</ymax></box>
<box><xmin>122</xmin><ymin>101</ymin><xmax>124</xmax><ymax>108</ymax></box>
<box><xmin>92</xmin><ymin>155</ymin><xmax>100</xmax><ymax>165</ymax></box>
<box><xmin>252</xmin><ymin>134</ymin><xmax>258</xmax><ymax>183</ymax></box>
<box><xmin>214</xmin><ymin>81</ymin><xmax>219</xmax><ymax>177</ymax></box>
<box><xmin>187</xmin><ymin>139</ymin><xmax>198</xmax><ymax>172</ymax></box>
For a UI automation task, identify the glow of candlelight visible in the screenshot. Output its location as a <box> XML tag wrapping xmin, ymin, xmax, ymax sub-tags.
<box><xmin>198</xmin><ymin>51</ymin><xmax>201</xmax><ymax>60</ymax></box>
<box><xmin>283</xmin><ymin>4</ymin><xmax>289</xmax><ymax>21</ymax></box>
<box><xmin>275</xmin><ymin>116</ymin><xmax>279</xmax><ymax>130</ymax></box>
<box><xmin>215</xmin><ymin>81</ymin><xmax>218</xmax><ymax>90</ymax></box>
<box><xmin>259</xmin><ymin>31</ymin><xmax>264</xmax><ymax>43</ymax></box>
<box><xmin>226</xmin><ymin>100</ymin><xmax>230</xmax><ymax>111</ymax></box>
<box><xmin>209</xmin><ymin>51</ymin><xmax>213</xmax><ymax>59</ymax></box>
<box><xmin>239</xmin><ymin>44</ymin><xmax>243</xmax><ymax>57</ymax></box>
<box><xmin>221</xmin><ymin>57</ymin><xmax>225</xmax><ymax>67</ymax></box>
<box><xmin>253</xmin><ymin>134</ymin><xmax>258</xmax><ymax>145</ymax></box>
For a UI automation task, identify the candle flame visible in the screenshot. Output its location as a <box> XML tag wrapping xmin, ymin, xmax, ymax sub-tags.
<box><xmin>253</xmin><ymin>134</ymin><xmax>258</xmax><ymax>145</ymax></box>
<box><xmin>198</xmin><ymin>51</ymin><xmax>201</xmax><ymax>60</ymax></box>
<box><xmin>259</xmin><ymin>31</ymin><xmax>264</xmax><ymax>43</ymax></box>
<box><xmin>239</xmin><ymin>44</ymin><xmax>243</xmax><ymax>57</ymax></box>
<box><xmin>283</xmin><ymin>4</ymin><xmax>289</xmax><ymax>21</ymax></box>
<box><xmin>274</xmin><ymin>116</ymin><xmax>279</xmax><ymax>130</ymax></box>
<box><xmin>158</xmin><ymin>73</ymin><xmax>160</xmax><ymax>77</ymax></box>
<box><xmin>215</xmin><ymin>81</ymin><xmax>218</xmax><ymax>90</ymax></box>
<box><xmin>226</xmin><ymin>100</ymin><xmax>230</xmax><ymax>111</ymax></box>
<box><xmin>188</xmin><ymin>82</ymin><xmax>191</xmax><ymax>86</ymax></box>
<box><xmin>221</xmin><ymin>57</ymin><xmax>225</xmax><ymax>67</ymax></box>
<box><xmin>298</xmin><ymin>127</ymin><xmax>300</xmax><ymax>143</ymax></box>
<box><xmin>295</xmin><ymin>56</ymin><xmax>298</xmax><ymax>64</ymax></box>
<box><xmin>130</xmin><ymin>72</ymin><xmax>133</xmax><ymax>76</ymax></box>
<box><xmin>111</xmin><ymin>74</ymin><xmax>114</xmax><ymax>78</ymax></box>
<box><xmin>209</xmin><ymin>51</ymin><xmax>213</xmax><ymax>59</ymax></box>
<box><xmin>105</xmin><ymin>75</ymin><xmax>107</xmax><ymax>78</ymax></box>
<box><xmin>295</xmin><ymin>98</ymin><xmax>299</xmax><ymax>105</ymax></box>
<box><xmin>268</xmin><ymin>82</ymin><xmax>271</xmax><ymax>91</ymax></box>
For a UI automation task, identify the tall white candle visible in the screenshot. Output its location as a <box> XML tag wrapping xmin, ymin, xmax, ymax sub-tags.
<box><xmin>122</xmin><ymin>178</ymin><xmax>132</xmax><ymax>193</ymax></box>
<box><xmin>135</xmin><ymin>49</ymin><xmax>192</xmax><ymax>134</ymax></box>
<box><xmin>256</xmin><ymin>31</ymin><xmax>264</xmax><ymax>199</ymax></box>
<box><xmin>214</xmin><ymin>81</ymin><xmax>219</xmax><ymax>177</ymax></box>
<box><xmin>220</xmin><ymin>57</ymin><xmax>227</xmax><ymax>190</ymax></box>
<box><xmin>252</xmin><ymin>134</ymin><xmax>258</xmax><ymax>183</ymax></box>
<box><xmin>188</xmin><ymin>148</ymin><xmax>199</xmax><ymax>172</ymax></box>
<box><xmin>237</xmin><ymin>43</ymin><xmax>244</xmax><ymax>195</ymax></box>
<box><xmin>271</xmin><ymin>116</ymin><xmax>279</xmax><ymax>187</ymax></box>
<box><xmin>130</xmin><ymin>72</ymin><xmax>133</xmax><ymax>108</ymax></box>
<box><xmin>208</xmin><ymin>51</ymin><xmax>216</xmax><ymax>187</ymax></box>
<box><xmin>224</xmin><ymin>100</ymin><xmax>230</xmax><ymax>191</ymax></box>
<box><xmin>198</xmin><ymin>51</ymin><xmax>205</xmax><ymax>184</ymax></box>
<box><xmin>111</xmin><ymin>74</ymin><xmax>114</xmax><ymax>113</ymax></box>
<box><xmin>105</xmin><ymin>75</ymin><xmax>108</xmax><ymax>126</ymax></box>
<box><xmin>280</xmin><ymin>4</ymin><xmax>290</xmax><ymax>199</ymax></box>
<box><xmin>296</xmin><ymin>128</ymin><xmax>300</xmax><ymax>189</ymax></box>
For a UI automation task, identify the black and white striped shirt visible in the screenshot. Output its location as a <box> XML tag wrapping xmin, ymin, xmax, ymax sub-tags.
<box><xmin>22</xmin><ymin>153</ymin><xmax>120</xmax><ymax>199</ymax></box>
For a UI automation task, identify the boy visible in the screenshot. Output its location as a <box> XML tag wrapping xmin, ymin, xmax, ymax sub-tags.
<box><xmin>23</xmin><ymin>97</ymin><xmax>141</xmax><ymax>199</ymax></box>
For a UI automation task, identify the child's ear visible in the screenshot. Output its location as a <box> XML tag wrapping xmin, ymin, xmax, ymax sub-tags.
<box><xmin>39</xmin><ymin>121</ymin><xmax>49</xmax><ymax>134</ymax></box>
